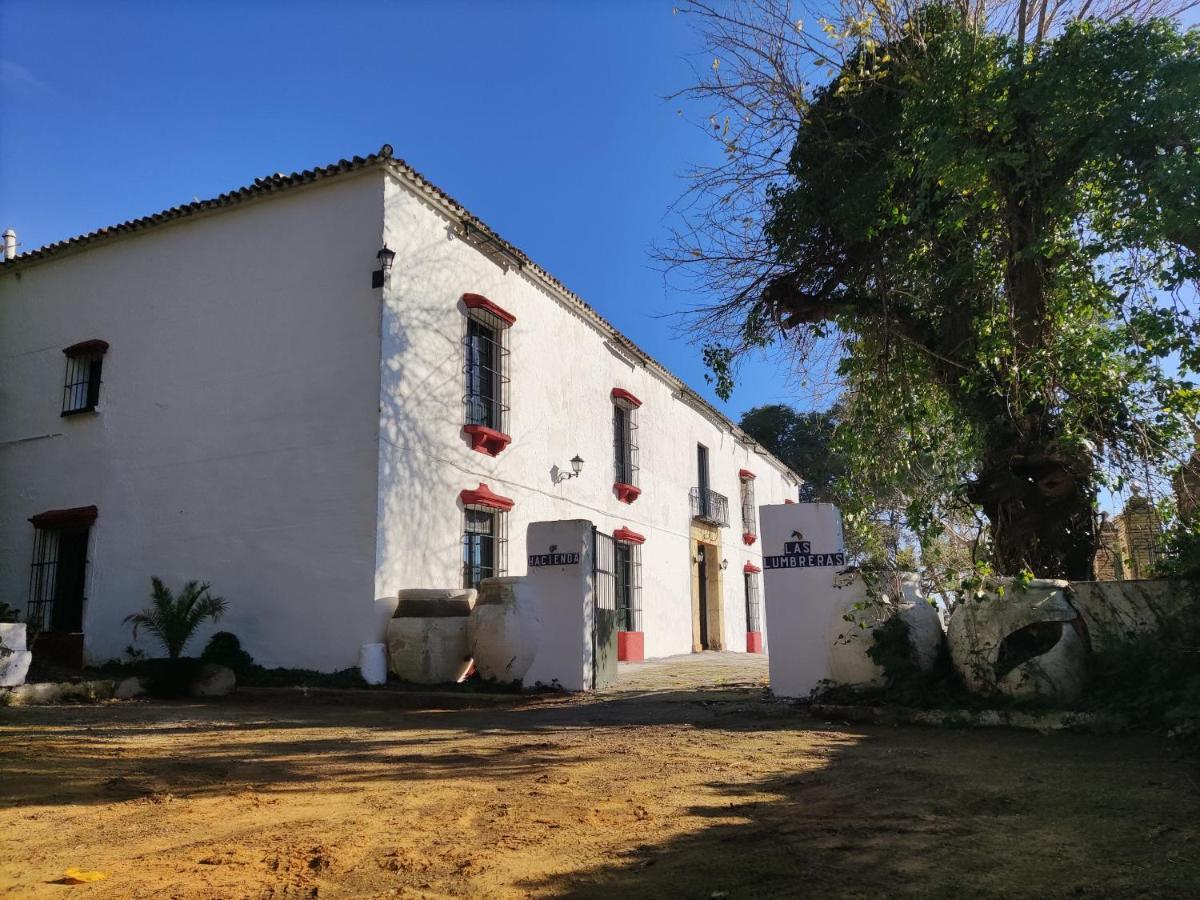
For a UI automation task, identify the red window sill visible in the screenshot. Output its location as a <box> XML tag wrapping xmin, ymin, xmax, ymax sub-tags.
<box><xmin>463</xmin><ymin>424</ymin><xmax>512</xmax><ymax>457</ymax></box>
<box><xmin>617</xmin><ymin>631</ymin><xmax>644</xmax><ymax>662</ymax></box>
<box><xmin>614</xmin><ymin>482</ymin><xmax>641</xmax><ymax>504</ymax></box>
<box><xmin>746</xmin><ymin>632</ymin><xmax>764</xmax><ymax>654</ymax></box>
<box><xmin>742</xmin><ymin>532</ymin><xmax>757</xmax><ymax>546</ymax></box>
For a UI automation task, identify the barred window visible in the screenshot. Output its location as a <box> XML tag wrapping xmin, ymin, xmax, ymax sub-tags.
<box><xmin>462</xmin><ymin>506</ymin><xmax>509</xmax><ymax>589</ymax></box>
<box><xmin>62</xmin><ymin>340</ymin><xmax>108</xmax><ymax>416</ymax></box>
<box><xmin>27</xmin><ymin>506</ymin><xmax>96</xmax><ymax>632</ymax></box>
<box><xmin>739</xmin><ymin>470</ymin><xmax>757</xmax><ymax>543</ymax></box>
<box><xmin>613</xmin><ymin>401</ymin><xmax>639</xmax><ymax>486</ymax></box>
<box><xmin>614</xmin><ymin>539</ymin><xmax>643</xmax><ymax>632</ymax></box>
<box><xmin>461</xmin><ymin>294</ymin><xmax>513</xmax><ymax>455</ymax></box>
<box><xmin>744</xmin><ymin>571</ymin><xmax>762</xmax><ymax>633</ymax></box>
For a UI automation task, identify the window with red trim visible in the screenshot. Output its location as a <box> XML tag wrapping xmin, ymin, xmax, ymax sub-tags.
<box><xmin>744</xmin><ymin>571</ymin><xmax>762</xmax><ymax>633</ymax></box>
<box><xmin>462</xmin><ymin>295</ymin><xmax>513</xmax><ymax>455</ymax></box>
<box><xmin>739</xmin><ymin>471</ymin><xmax>757</xmax><ymax>544</ymax></box>
<box><xmin>612</xmin><ymin>389</ymin><xmax>640</xmax><ymax>503</ymax></box>
<box><xmin>614</xmin><ymin>533</ymin><xmax>643</xmax><ymax>632</ymax></box>
<box><xmin>62</xmin><ymin>340</ymin><xmax>108</xmax><ymax>416</ymax></box>
<box><xmin>27</xmin><ymin>506</ymin><xmax>96</xmax><ymax>633</ymax></box>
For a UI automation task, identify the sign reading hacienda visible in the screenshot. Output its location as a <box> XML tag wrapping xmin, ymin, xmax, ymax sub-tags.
<box><xmin>763</xmin><ymin>540</ymin><xmax>846</xmax><ymax>570</ymax></box>
<box><xmin>528</xmin><ymin>552</ymin><xmax>581</xmax><ymax>567</ymax></box>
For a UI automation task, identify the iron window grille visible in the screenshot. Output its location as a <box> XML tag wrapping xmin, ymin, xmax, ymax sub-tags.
<box><xmin>744</xmin><ymin>572</ymin><xmax>763</xmax><ymax>633</ymax></box>
<box><xmin>612</xmin><ymin>399</ymin><xmax>640</xmax><ymax>488</ymax></box>
<box><xmin>740</xmin><ymin>477</ymin><xmax>757</xmax><ymax>537</ymax></box>
<box><xmin>462</xmin><ymin>505</ymin><xmax>508</xmax><ymax>589</ymax></box>
<box><xmin>614</xmin><ymin>539</ymin><xmax>643</xmax><ymax>633</ymax></box>
<box><xmin>690</xmin><ymin>487</ymin><xmax>730</xmax><ymax>527</ymax></box>
<box><xmin>462</xmin><ymin>309</ymin><xmax>511</xmax><ymax>435</ymax></box>
<box><xmin>28</xmin><ymin>521</ymin><xmax>91</xmax><ymax>632</ymax></box>
<box><xmin>593</xmin><ymin>528</ymin><xmax>616</xmax><ymax>618</ymax></box>
<box><xmin>61</xmin><ymin>340</ymin><xmax>108</xmax><ymax>416</ymax></box>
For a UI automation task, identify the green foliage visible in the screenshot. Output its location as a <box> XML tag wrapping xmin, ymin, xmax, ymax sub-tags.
<box><xmin>1155</xmin><ymin>515</ymin><xmax>1200</xmax><ymax>578</ymax></box>
<box><xmin>123</xmin><ymin>577</ymin><xmax>228</xmax><ymax>660</ymax></box>
<box><xmin>739</xmin><ymin>404</ymin><xmax>844</xmax><ymax>502</ymax></box>
<box><xmin>200</xmin><ymin>631</ymin><xmax>256</xmax><ymax>676</ymax></box>
<box><xmin>703</xmin><ymin>10</ymin><xmax>1200</xmax><ymax>577</ymax></box>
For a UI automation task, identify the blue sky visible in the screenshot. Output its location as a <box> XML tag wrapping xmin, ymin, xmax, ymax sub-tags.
<box><xmin>0</xmin><ymin>0</ymin><xmax>801</xmax><ymax>421</ymax></box>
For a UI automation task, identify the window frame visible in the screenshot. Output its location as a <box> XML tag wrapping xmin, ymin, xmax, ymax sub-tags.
<box><xmin>461</xmin><ymin>294</ymin><xmax>514</xmax><ymax>456</ymax></box>
<box><xmin>613</xmin><ymin>537</ymin><xmax>643</xmax><ymax>633</ymax></box>
<box><xmin>611</xmin><ymin>390</ymin><xmax>641</xmax><ymax>495</ymax></box>
<box><xmin>743</xmin><ymin>569</ymin><xmax>762</xmax><ymax>634</ymax></box>
<box><xmin>61</xmin><ymin>340</ymin><xmax>109</xmax><ymax>416</ymax></box>
<box><xmin>461</xmin><ymin>505</ymin><xmax>509</xmax><ymax>589</ymax></box>
<box><xmin>739</xmin><ymin>470</ymin><xmax>758</xmax><ymax>545</ymax></box>
<box><xmin>27</xmin><ymin>505</ymin><xmax>97</xmax><ymax>632</ymax></box>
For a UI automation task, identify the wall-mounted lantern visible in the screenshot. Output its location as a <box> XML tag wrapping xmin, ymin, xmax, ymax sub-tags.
<box><xmin>372</xmin><ymin>244</ymin><xmax>396</xmax><ymax>288</ymax></box>
<box><xmin>720</xmin><ymin>558</ymin><xmax>729</xmax><ymax>570</ymax></box>
<box><xmin>563</xmin><ymin>455</ymin><xmax>584</xmax><ymax>479</ymax></box>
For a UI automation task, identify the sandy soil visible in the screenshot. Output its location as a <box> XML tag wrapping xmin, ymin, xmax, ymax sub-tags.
<box><xmin>1</xmin><ymin>684</ymin><xmax>1198</xmax><ymax>899</ymax></box>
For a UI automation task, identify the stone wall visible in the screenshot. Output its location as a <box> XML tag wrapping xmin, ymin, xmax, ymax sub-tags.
<box><xmin>1070</xmin><ymin>578</ymin><xmax>1196</xmax><ymax>652</ymax></box>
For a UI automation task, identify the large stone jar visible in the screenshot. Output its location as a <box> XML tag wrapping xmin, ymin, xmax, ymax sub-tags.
<box><xmin>469</xmin><ymin>577</ymin><xmax>541</xmax><ymax>684</ymax></box>
<box><xmin>947</xmin><ymin>578</ymin><xmax>1088</xmax><ymax>702</ymax></box>
<box><xmin>0</xmin><ymin>622</ymin><xmax>33</xmax><ymax>688</ymax></box>
<box><xmin>386</xmin><ymin>588</ymin><xmax>476</xmax><ymax>685</ymax></box>
<box><xmin>826</xmin><ymin>572</ymin><xmax>946</xmax><ymax>688</ymax></box>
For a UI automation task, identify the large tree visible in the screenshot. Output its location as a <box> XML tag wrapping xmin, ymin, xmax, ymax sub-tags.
<box><xmin>671</xmin><ymin>1</ymin><xmax>1200</xmax><ymax>578</ymax></box>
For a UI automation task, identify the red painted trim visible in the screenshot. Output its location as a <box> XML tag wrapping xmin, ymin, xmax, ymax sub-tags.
<box><xmin>746</xmin><ymin>631</ymin><xmax>764</xmax><ymax>653</ymax></box>
<box><xmin>784</xmin><ymin>499</ymin><xmax>796</xmax><ymax>505</ymax></box>
<box><xmin>63</xmin><ymin>339</ymin><xmax>109</xmax><ymax>358</ymax></box>
<box><xmin>459</xmin><ymin>483</ymin><xmax>514</xmax><ymax>511</ymax></box>
<box><xmin>463</xmin><ymin>424</ymin><xmax>512</xmax><ymax>457</ymax></box>
<box><xmin>462</xmin><ymin>293</ymin><xmax>516</xmax><ymax>326</ymax></box>
<box><xmin>614</xmin><ymin>482</ymin><xmax>641</xmax><ymax>504</ymax></box>
<box><xmin>743</xmin><ymin>532</ymin><xmax>757</xmax><ymax>546</ymax></box>
<box><xmin>29</xmin><ymin>505</ymin><xmax>98</xmax><ymax>528</ymax></box>
<box><xmin>610</xmin><ymin>387</ymin><xmax>642</xmax><ymax>408</ymax></box>
<box><xmin>613</xmin><ymin>526</ymin><xmax>646</xmax><ymax>545</ymax></box>
<box><xmin>743</xmin><ymin>562</ymin><xmax>762</xmax><ymax>574</ymax></box>
<box><xmin>738</xmin><ymin>468</ymin><xmax>756</xmax><ymax>480</ymax></box>
<box><xmin>617</xmin><ymin>631</ymin><xmax>644</xmax><ymax>662</ymax></box>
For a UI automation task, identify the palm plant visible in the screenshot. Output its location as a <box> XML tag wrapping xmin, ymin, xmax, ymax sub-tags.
<box><xmin>124</xmin><ymin>578</ymin><xmax>228</xmax><ymax>659</ymax></box>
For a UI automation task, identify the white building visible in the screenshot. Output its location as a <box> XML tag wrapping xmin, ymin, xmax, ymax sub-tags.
<box><xmin>0</xmin><ymin>146</ymin><xmax>799</xmax><ymax>672</ymax></box>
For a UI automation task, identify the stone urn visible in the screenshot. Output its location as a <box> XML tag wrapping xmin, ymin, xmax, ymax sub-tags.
<box><xmin>826</xmin><ymin>572</ymin><xmax>946</xmax><ymax>688</ymax></box>
<box><xmin>947</xmin><ymin>578</ymin><xmax>1088</xmax><ymax>702</ymax></box>
<box><xmin>0</xmin><ymin>622</ymin><xmax>33</xmax><ymax>688</ymax></box>
<box><xmin>827</xmin><ymin>571</ymin><xmax>886</xmax><ymax>687</ymax></box>
<box><xmin>386</xmin><ymin>588</ymin><xmax>476</xmax><ymax>685</ymax></box>
<box><xmin>469</xmin><ymin>577</ymin><xmax>541</xmax><ymax>684</ymax></box>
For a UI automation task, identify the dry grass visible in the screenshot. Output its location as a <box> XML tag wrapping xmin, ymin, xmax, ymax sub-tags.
<box><xmin>0</xmin><ymin>687</ymin><xmax>1197</xmax><ymax>898</ymax></box>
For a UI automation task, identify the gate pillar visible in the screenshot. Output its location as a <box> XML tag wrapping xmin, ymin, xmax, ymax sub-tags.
<box><xmin>523</xmin><ymin>519</ymin><xmax>596</xmax><ymax>692</ymax></box>
<box><xmin>759</xmin><ymin>503</ymin><xmax>849</xmax><ymax>698</ymax></box>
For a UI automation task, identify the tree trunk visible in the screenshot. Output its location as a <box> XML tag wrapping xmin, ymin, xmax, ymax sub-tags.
<box><xmin>967</xmin><ymin>434</ymin><xmax>1097</xmax><ymax>580</ymax></box>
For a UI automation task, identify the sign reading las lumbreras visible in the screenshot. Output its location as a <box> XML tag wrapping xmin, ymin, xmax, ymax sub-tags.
<box><xmin>763</xmin><ymin>538</ymin><xmax>846</xmax><ymax>570</ymax></box>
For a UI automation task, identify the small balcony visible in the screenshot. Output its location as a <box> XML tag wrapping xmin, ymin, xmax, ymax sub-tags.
<box><xmin>689</xmin><ymin>487</ymin><xmax>730</xmax><ymax>527</ymax></box>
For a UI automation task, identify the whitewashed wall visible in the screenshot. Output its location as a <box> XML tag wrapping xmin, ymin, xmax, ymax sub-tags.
<box><xmin>375</xmin><ymin>174</ymin><xmax>797</xmax><ymax>660</ymax></box>
<box><xmin>0</xmin><ymin>173</ymin><xmax>386</xmax><ymax>670</ymax></box>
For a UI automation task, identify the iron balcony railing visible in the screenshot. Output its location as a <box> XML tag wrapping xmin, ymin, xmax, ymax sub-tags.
<box><xmin>689</xmin><ymin>487</ymin><xmax>730</xmax><ymax>527</ymax></box>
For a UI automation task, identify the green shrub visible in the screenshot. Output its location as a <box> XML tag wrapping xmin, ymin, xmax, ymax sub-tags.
<box><xmin>200</xmin><ymin>631</ymin><xmax>256</xmax><ymax>676</ymax></box>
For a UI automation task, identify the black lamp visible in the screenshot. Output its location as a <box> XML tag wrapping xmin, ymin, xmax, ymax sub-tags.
<box><xmin>372</xmin><ymin>244</ymin><xmax>396</xmax><ymax>287</ymax></box>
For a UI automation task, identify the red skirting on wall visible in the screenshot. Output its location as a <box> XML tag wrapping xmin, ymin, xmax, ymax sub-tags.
<box><xmin>746</xmin><ymin>631</ymin><xmax>764</xmax><ymax>653</ymax></box>
<box><xmin>617</xmin><ymin>631</ymin><xmax>644</xmax><ymax>662</ymax></box>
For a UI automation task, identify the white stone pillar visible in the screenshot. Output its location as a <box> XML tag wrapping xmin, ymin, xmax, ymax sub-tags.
<box><xmin>759</xmin><ymin>503</ymin><xmax>848</xmax><ymax>699</ymax></box>
<box><xmin>522</xmin><ymin>519</ymin><xmax>595</xmax><ymax>692</ymax></box>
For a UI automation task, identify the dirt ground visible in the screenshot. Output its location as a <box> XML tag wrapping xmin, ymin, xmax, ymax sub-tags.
<box><xmin>1</xmin><ymin>657</ymin><xmax>1198</xmax><ymax>899</ymax></box>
